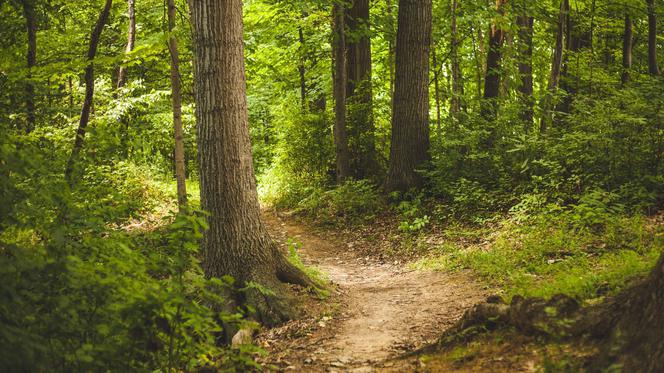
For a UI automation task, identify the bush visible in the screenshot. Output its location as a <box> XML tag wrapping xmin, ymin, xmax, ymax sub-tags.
<box><xmin>295</xmin><ymin>180</ymin><xmax>383</xmax><ymax>225</ymax></box>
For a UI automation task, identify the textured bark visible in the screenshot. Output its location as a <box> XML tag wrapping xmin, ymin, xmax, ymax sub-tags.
<box><xmin>167</xmin><ymin>0</ymin><xmax>187</xmax><ymax>209</ymax></box>
<box><xmin>64</xmin><ymin>0</ymin><xmax>113</xmax><ymax>184</ymax></box>
<box><xmin>540</xmin><ymin>0</ymin><xmax>567</xmax><ymax>134</ymax></box>
<box><xmin>622</xmin><ymin>14</ymin><xmax>633</xmax><ymax>85</ymax></box>
<box><xmin>481</xmin><ymin>0</ymin><xmax>507</xmax><ymax>124</ymax></box>
<box><xmin>189</xmin><ymin>0</ymin><xmax>313</xmax><ymax>327</ymax></box>
<box><xmin>384</xmin><ymin>0</ymin><xmax>432</xmax><ymax>192</ymax></box>
<box><xmin>449</xmin><ymin>0</ymin><xmax>463</xmax><ymax>118</ymax></box>
<box><xmin>116</xmin><ymin>0</ymin><xmax>136</xmax><ymax>89</ymax></box>
<box><xmin>345</xmin><ymin>0</ymin><xmax>376</xmax><ymax>179</ymax></box>
<box><xmin>516</xmin><ymin>11</ymin><xmax>534</xmax><ymax>128</ymax></box>
<box><xmin>22</xmin><ymin>0</ymin><xmax>36</xmax><ymax>133</ymax></box>
<box><xmin>333</xmin><ymin>2</ymin><xmax>351</xmax><ymax>183</ymax></box>
<box><xmin>646</xmin><ymin>0</ymin><xmax>660</xmax><ymax>75</ymax></box>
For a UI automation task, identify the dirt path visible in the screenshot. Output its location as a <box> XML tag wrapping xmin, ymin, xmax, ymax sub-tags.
<box><xmin>260</xmin><ymin>213</ymin><xmax>486</xmax><ymax>372</ymax></box>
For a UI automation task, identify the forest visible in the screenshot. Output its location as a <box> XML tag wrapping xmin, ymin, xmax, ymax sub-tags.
<box><xmin>1</xmin><ymin>0</ymin><xmax>663</xmax><ymax>371</ymax></box>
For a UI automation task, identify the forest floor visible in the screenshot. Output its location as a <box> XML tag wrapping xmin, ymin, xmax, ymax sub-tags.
<box><xmin>257</xmin><ymin>212</ymin><xmax>488</xmax><ymax>372</ymax></box>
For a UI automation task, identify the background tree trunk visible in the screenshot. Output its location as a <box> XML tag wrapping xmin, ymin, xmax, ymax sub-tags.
<box><xmin>345</xmin><ymin>0</ymin><xmax>376</xmax><ymax>179</ymax></box>
<box><xmin>189</xmin><ymin>0</ymin><xmax>313</xmax><ymax>327</ymax></box>
<box><xmin>646</xmin><ymin>0</ymin><xmax>660</xmax><ymax>75</ymax></box>
<box><xmin>116</xmin><ymin>0</ymin><xmax>136</xmax><ymax>89</ymax></box>
<box><xmin>517</xmin><ymin>9</ymin><xmax>534</xmax><ymax>129</ymax></box>
<box><xmin>540</xmin><ymin>0</ymin><xmax>568</xmax><ymax>134</ymax></box>
<box><xmin>449</xmin><ymin>0</ymin><xmax>463</xmax><ymax>119</ymax></box>
<box><xmin>22</xmin><ymin>0</ymin><xmax>36</xmax><ymax>133</ymax></box>
<box><xmin>384</xmin><ymin>0</ymin><xmax>432</xmax><ymax>192</ymax></box>
<box><xmin>622</xmin><ymin>14</ymin><xmax>632</xmax><ymax>85</ymax></box>
<box><xmin>333</xmin><ymin>2</ymin><xmax>351</xmax><ymax>183</ymax></box>
<box><xmin>64</xmin><ymin>0</ymin><xmax>113</xmax><ymax>184</ymax></box>
<box><xmin>480</xmin><ymin>0</ymin><xmax>507</xmax><ymax>148</ymax></box>
<box><xmin>167</xmin><ymin>0</ymin><xmax>187</xmax><ymax>209</ymax></box>
<box><xmin>298</xmin><ymin>24</ymin><xmax>306</xmax><ymax>109</ymax></box>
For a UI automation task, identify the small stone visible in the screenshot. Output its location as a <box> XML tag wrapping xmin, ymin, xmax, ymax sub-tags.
<box><xmin>304</xmin><ymin>358</ymin><xmax>312</xmax><ymax>364</ymax></box>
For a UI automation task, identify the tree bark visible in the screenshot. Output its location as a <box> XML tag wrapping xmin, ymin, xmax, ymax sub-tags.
<box><xmin>167</xmin><ymin>0</ymin><xmax>187</xmax><ymax>210</ymax></box>
<box><xmin>516</xmin><ymin>9</ymin><xmax>534</xmax><ymax>129</ymax></box>
<box><xmin>482</xmin><ymin>0</ymin><xmax>507</xmax><ymax>124</ymax></box>
<box><xmin>384</xmin><ymin>0</ymin><xmax>432</xmax><ymax>192</ymax></box>
<box><xmin>646</xmin><ymin>0</ymin><xmax>660</xmax><ymax>75</ymax></box>
<box><xmin>622</xmin><ymin>13</ymin><xmax>633</xmax><ymax>85</ymax></box>
<box><xmin>449</xmin><ymin>0</ymin><xmax>463</xmax><ymax>119</ymax></box>
<box><xmin>540</xmin><ymin>0</ymin><xmax>568</xmax><ymax>134</ymax></box>
<box><xmin>189</xmin><ymin>0</ymin><xmax>313</xmax><ymax>327</ymax></box>
<box><xmin>116</xmin><ymin>0</ymin><xmax>136</xmax><ymax>89</ymax></box>
<box><xmin>345</xmin><ymin>0</ymin><xmax>376</xmax><ymax>179</ymax></box>
<box><xmin>22</xmin><ymin>0</ymin><xmax>37</xmax><ymax>133</ymax></box>
<box><xmin>64</xmin><ymin>0</ymin><xmax>113</xmax><ymax>184</ymax></box>
<box><xmin>333</xmin><ymin>2</ymin><xmax>351</xmax><ymax>183</ymax></box>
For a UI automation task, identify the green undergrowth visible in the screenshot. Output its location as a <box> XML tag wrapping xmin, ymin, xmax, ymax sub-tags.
<box><xmin>411</xmin><ymin>191</ymin><xmax>664</xmax><ymax>302</ymax></box>
<box><xmin>286</xmin><ymin>239</ymin><xmax>330</xmax><ymax>298</ymax></box>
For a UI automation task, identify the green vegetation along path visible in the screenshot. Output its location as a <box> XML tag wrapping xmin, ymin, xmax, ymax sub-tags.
<box><xmin>259</xmin><ymin>213</ymin><xmax>487</xmax><ymax>372</ymax></box>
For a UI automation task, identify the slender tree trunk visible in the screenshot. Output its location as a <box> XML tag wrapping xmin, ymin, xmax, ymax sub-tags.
<box><xmin>189</xmin><ymin>0</ymin><xmax>313</xmax><ymax>328</ymax></box>
<box><xmin>117</xmin><ymin>0</ymin><xmax>136</xmax><ymax>89</ymax></box>
<box><xmin>345</xmin><ymin>0</ymin><xmax>376</xmax><ymax>179</ymax></box>
<box><xmin>646</xmin><ymin>0</ymin><xmax>660</xmax><ymax>75</ymax></box>
<box><xmin>22</xmin><ymin>0</ymin><xmax>37</xmax><ymax>133</ymax></box>
<box><xmin>622</xmin><ymin>13</ymin><xmax>633</xmax><ymax>85</ymax></box>
<box><xmin>64</xmin><ymin>0</ymin><xmax>113</xmax><ymax>184</ymax></box>
<box><xmin>384</xmin><ymin>0</ymin><xmax>432</xmax><ymax>192</ymax></box>
<box><xmin>432</xmin><ymin>47</ymin><xmax>442</xmax><ymax>144</ymax></box>
<box><xmin>387</xmin><ymin>0</ymin><xmax>396</xmax><ymax>99</ymax></box>
<box><xmin>298</xmin><ymin>24</ymin><xmax>306</xmax><ymax>109</ymax></box>
<box><xmin>168</xmin><ymin>0</ymin><xmax>187</xmax><ymax>209</ymax></box>
<box><xmin>540</xmin><ymin>0</ymin><xmax>568</xmax><ymax>134</ymax></box>
<box><xmin>333</xmin><ymin>2</ymin><xmax>351</xmax><ymax>182</ymax></box>
<box><xmin>450</xmin><ymin>0</ymin><xmax>463</xmax><ymax>118</ymax></box>
<box><xmin>517</xmin><ymin>9</ymin><xmax>534</xmax><ymax>129</ymax></box>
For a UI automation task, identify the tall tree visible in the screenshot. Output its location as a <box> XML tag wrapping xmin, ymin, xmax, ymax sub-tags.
<box><xmin>384</xmin><ymin>0</ymin><xmax>432</xmax><ymax>192</ymax></box>
<box><xmin>116</xmin><ymin>0</ymin><xmax>136</xmax><ymax>89</ymax></box>
<box><xmin>449</xmin><ymin>0</ymin><xmax>463</xmax><ymax>118</ymax></box>
<box><xmin>345</xmin><ymin>0</ymin><xmax>376</xmax><ymax>179</ymax></box>
<box><xmin>189</xmin><ymin>0</ymin><xmax>313</xmax><ymax>326</ymax></box>
<box><xmin>481</xmin><ymin>0</ymin><xmax>507</xmax><ymax>125</ymax></box>
<box><xmin>646</xmin><ymin>0</ymin><xmax>660</xmax><ymax>75</ymax></box>
<box><xmin>540</xmin><ymin>0</ymin><xmax>568</xmax><ymax>133</ymax></box>
<box><xmin>622</xmin><ymin>13</ymin><xmax>633</xmax><ymax>84</ymax></box>
<box><xmin>167</xmin><ymin>0</ymin><xmax>186</xmax><ymax>209</ymax></box>
<box><xmin>21</xmin><ymin>0</ymin><xmax>36</xmax><ymax>133</ymax></box>
<box><xmin>64</xmin><ymin>0</ymin><xmax>113</xmax><ymax>183</ymax></box>
<box><xmin>516</xmin><ymin>1</ymin><xmax>534</xmax><ymax>128</ymax></box>
<box><xmin>333</xmin><ymin>1</ymin><xmax>351</xmax><ymax>182</ymax></box>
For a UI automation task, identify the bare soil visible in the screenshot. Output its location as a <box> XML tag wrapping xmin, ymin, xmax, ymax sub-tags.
<box><xmin>258</xmin><ymin>212</ymin><xmax>487</xmax><ymax>372</ymax></box>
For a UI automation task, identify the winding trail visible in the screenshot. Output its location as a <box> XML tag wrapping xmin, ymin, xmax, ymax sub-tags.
<box><xmin>261</xmin><ymin>213</ymin><xmax>486</xmax><ymax>372</ymax></box>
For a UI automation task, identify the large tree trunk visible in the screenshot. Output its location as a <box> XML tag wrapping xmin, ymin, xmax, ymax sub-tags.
<box><xmin>64</xmin><ymin>0</ymin><xmax>113</xmax><ymax>184</ymax></box>
<box><xmin>345</xmin><ymin>0</ymin><xmax>376</xmax><ymax>179</ymax></box>
<box><xmin>167</xmin><ymin>0</ymin><xmax>187</xmax><ymax>210</ymax></box>
<box><xmin>22</xmin><ymin>0</ymin><xmax>36</xmax><ymax>134</ymax></box>
<box><xmin>646</xmin><ymin>0</ymin><xmax>660</xmax><ymax>76</ymax></box>
<box><xmin>516</xmin><ymin>7</ymin><xmax>534</xmax><ymax>130</ymax></box>
<box><xmin>384</xmin><ymin>0</ymin><xmax>432</xmax><ymax>192</ymax></box>
<box><xmin>333</xmin><ymin>2</ymin><xmax>351</xmax><ymax>183</ymax></box>
<box><xmin>449</xmin><ymin>0</ymin><xmax>463</xmax><ymax>119</ymax></box>
<box><xmin>622</xmin><ymin>13</ymin><xmax>633</xmax><ymax>85</ymax></box>
<box><xmin>189</xmin><ymin>0</ymin><xmax>313</xmax><ymax>327</ymax></box>
<box><xmin>540</xmin><ymin>0</ymin><xmax>568</xmax><ymax>134</ymax></box>
<box><xmin>116</xmin><ymin>0</ymin><xmax>136</xmax><ymax>89</ymax></box>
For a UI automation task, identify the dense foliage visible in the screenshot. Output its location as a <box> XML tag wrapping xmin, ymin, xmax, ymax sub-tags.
<box><xmin>1</xmin><ymin>0</ymin><xmax>663</xmax><ymax>369</ymax></box>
